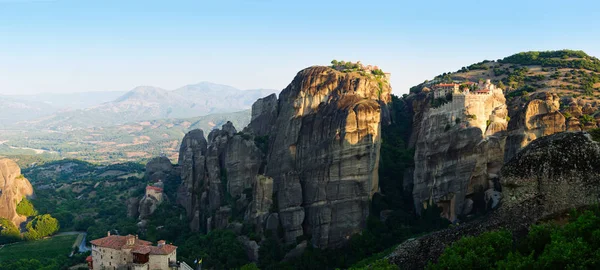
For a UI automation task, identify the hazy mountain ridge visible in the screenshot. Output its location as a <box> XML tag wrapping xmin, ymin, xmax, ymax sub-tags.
<box><xmin>19</xmin><ymin>82</ymin><xmax>275</xmax><ymax>130</ymax></box>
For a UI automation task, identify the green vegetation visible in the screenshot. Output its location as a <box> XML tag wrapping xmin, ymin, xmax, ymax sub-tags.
<box><xmin>581</xmin><ymin>114</ymin><xmax>594</xmax><ymax>125</ymax></box>
<box><xmin>16</xmin><ymin>197</ymin><xmax>37</xmax><ymax>217</ymax></box>
<box><xmin>0</xmin><ymin>110</ymin><xmax>251</xmax><ymax>165</ymax></box>
<box><xmin>330</xmin><ymin>60</ymin><xmax>361</xmax><ymax>71</ymax></box>
<box><xmin>178</xmin><ymin>230</ymin><xmax>249</xmax><ymax>269</ymax></box>
<box><xmin>428</xmin><ymin>207</ymin><xmax>600</xmax><ymax>269</ymax></box>
<box><xmin>372</xmin><ymin>69</ymin><xmax>385</xmax><ymax>76</ymax></box>
<box><xmin>500</xmin><ymin>50</ymin><xmax>600</xmax><ymax>72</ymax></box>
<box><xmin>23</xmin><ymin>214</ymin><xmax>60</xmax><ymax>240</ymax></box>
<box><xmin>0</xmin><ymin>234</ymin><xmax>89</xmax><ymax>270</ymax></box>
<box><xmin>0</xmin><ymin>218</ymin><xmax>21</xmax><ymax>244</ymax></box>
<box><xmin>0</xmin><ymin>234</ymin><xmax>77</xmax><ymax>262</ymax></box>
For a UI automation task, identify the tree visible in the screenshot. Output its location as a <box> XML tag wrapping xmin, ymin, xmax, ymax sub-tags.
<box><xmin>497</xmin><ymin>81</ymin><xmax>506</xmax><ymax>90</ymax></box>
<box><xmin>23</xmin><ymin>214</ymin><xmax>59</xmax><ymax>240</ymax></box>
<box><xmin>16</xmin><ymin>197</ymin><xmax>37</xmax><ymax>217</ymax></box>
<box><xmin>0</xmin><ymin>218</ymin><xmax>21</xmax><ymax>244</ymax></box>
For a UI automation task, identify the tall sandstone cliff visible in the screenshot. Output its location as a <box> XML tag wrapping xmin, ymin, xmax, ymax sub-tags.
<box><xmin>177</xmin><ymin>66</ymin><xmax>391</xmax><ymax>248</ymax></box>
<box><xmin>409</xmin><ymin>87</ymin><xmax>572</xmax><ymax>220</ymax></box>
<box><xmin>0</xmin><ymin>158</ymin><xmax>34</xmax><ymax>227</ymax></box>
<box><xmin>389</xmin><ymin>131</ymin><xmax>600</xmax><ymax>269</ymax></box>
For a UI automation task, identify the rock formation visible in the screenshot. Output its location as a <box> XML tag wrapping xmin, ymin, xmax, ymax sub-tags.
<box><xmin>0</xmin><ymin>158</ymin><xmax>34</xmax><ymax>227</ymax></box>
<box><xmin>138</xmin><ymin>184</ymin><xmax>164</xmax><ymax>219</ymax></box>
<box><xmin>178</xmin><ymin>121</ymin><xmax>265</xmax><ymax>232</ymax></box>
<box><xmin>411</xmin><ymin>81</ymin><xmax>507</xmax><ymax>220</ymax></box>
<box><xmin>504</xmin><ymin>92</ymin><xmax>565</xmax><ymax>162</ymax></box>
<box><xmin>145</xmin><ymin>156</ymin><xmax>176</xmax><ymax>182</ymax></box>
<box><xmin>176</xmin><ymin>65</ymin><xmax>391</xmax><ymax>248</ymax></box>
<box><xmin>388</xmin><ymin>131</ymin><xmax>600</xmax><ymax>269</ymax></box>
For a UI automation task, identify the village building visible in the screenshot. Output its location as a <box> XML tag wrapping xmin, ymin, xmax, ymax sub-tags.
<box><xmin>87</xmin><ymin>233</ymin><xmax>191</xmax><ymax>270</ymax></box>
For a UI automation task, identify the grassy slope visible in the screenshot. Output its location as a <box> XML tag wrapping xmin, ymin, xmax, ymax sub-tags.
<box><xmin>0</xmin><ymin>234</ymin><xmax>78</xmax><ymax>262</ymax></box>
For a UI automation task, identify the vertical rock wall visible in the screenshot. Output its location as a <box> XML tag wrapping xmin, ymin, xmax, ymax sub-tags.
<box><xmin>177</xmin><ymin>65</ymin><xmax>390</xmax><ymax>248</ymax></box>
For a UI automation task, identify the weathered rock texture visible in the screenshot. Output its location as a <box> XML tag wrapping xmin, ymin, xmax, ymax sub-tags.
<box><xmin>178</xmin><ymin>121</ymin><xmax>264</xmax><ymax>232</ymax></box>
<box><xmin>145</xmin><ymin>156</ymin><xmax>176</xmax><ymax>182</ymax></box>
<box><xmin>504</xmin><ymin>92</ymin><xmax>565</xmax><ymax>162</ymax></box>
<box><xmin>408</xmin><ymin>85</ymin><xmax>596</xmax><ymax>221</ymax></box>
<box><xmin>411</xmin><ymin>84</ymin><xmax>507</xmax><ymax>220</ymax></box>
<box><xmin>176</xmin><ymin>66</ymin><xmax>391</xmax><ymax>248</ymax></box>
<box><xmin>0</xmin><ymin>158</ymin><xmax>34</xmax><ymax>227</ymax></box>
<box><xmin>138</xmin><ymin>184</ymin><xmax>164</xmax><ymax>219</ymax></box>
<box><xmin>388</xmin><ymin>131</ymin><xmax>600</xmax><ymax>269</ymax></box>
<box><xmin>261</xmin><ymin>66</ymin><xmax>390</xmax><ymax>248</ymax></box>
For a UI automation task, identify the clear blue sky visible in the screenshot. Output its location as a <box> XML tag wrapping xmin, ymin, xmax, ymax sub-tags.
<box><xmin>1</xmin><ymin>0</ymin><xmax>599</xmax><ymax>95</ymax></box>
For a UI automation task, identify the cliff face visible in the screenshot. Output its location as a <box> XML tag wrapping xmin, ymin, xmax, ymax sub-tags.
<box><xmin>388</xmin><ymin>131</ymin><xmax>600</xmax><ymax>269</ymax></box>
<box><xmin>262</xmin><ymin>66</ymin><xmax>390</xmax><ymax>247</ymax></box>
<box><xmin>176</xmin><ymin>65</ymin><xmax>390</xmax><ymax>248</ymax></box>
<box><xmin>408</xmin><ymin>85</ymin><xmax>587</xmax><ymax>220</ymax></box>
<box><xmin>177</xmin><ymin>122</ymin><xmax>264</xmax><ymax>232</ymax></box>
<box><xmin>504</xmin><ymin>92</ymin><xmax>565</xmax><ymax>162</ymax></box>
<box><xmin>0</xmin><ymin>158</ymin><xmax>34</xmax><ymax>227</ymax></box>
<box><xmin>411</xmin><ymin>85</ymin><xmax>507</xmax><ymax>220</ymax></box>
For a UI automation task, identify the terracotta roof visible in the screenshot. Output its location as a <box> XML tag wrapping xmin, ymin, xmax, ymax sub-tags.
<box><xmin>146</xmin><ymin>186</ymin><xmax>163</xmax><ymax>192</ymax></box>
<box><xmin>150</xmin><ymin>244</ymin><xmax>177</xmax><ymax>255</ymax></box>
<box><xmin>433</xmin><ymin>83</ymin><xmax>456</xmax><ymax>88</ymax></box>
<box><xmin>90</xmin><ymin>235</ymin><xmax>177</xmax><ymax>255</ymax></box>
<box><xmin>90</xmin><ymin>235</ymin><xmax>152</xmax><ymax>250</ymax></box>
<box><xmin>86</xmin><ymin>256</ymin><xmax>93</xmax><ymax>262</ymax></box>
<box><xmin>131</xmin><ymin>245</ymin><xmax>152</xmax><ymax>254</ymax></box>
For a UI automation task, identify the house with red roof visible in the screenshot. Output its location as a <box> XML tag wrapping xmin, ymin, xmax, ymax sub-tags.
<box><xmin>89</xmin><ymin>232</ymin><xmax>183</xmax><ymax>270</ymax></box>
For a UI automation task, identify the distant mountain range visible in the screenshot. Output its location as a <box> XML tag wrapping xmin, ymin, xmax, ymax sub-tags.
<box><xmin>0</xmin><ymin>91</ymin><xmax>126</xmax><ymax>127</ymax></box>
<box><xmin>3</xmin><ymin>82</ymin><xmax>276</xmax><ymax>130</ymax></box>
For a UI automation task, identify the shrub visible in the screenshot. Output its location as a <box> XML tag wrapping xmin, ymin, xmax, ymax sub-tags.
<box><xmin>0</xmin><ymin>218</ymin><xmax>21</xmax><ymax>244</ymax></box>
<box><xmin>581</xmin><ymin>114</ymin><xmax>594</xmax><ymax>124</ymax></box>
<box><xmin>427</xmin><ymin>230</ymin><xmax>513</xmax><ymax>269</ymax></box>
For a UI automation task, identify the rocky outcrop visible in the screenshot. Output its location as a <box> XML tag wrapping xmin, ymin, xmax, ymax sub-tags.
<box><xmin>0</xmin><ymin>158</ymin><xmax>34</xmax><ymax>227</ymax></box>
<box><xmin>411</xmin><ymin>84</ymin><xmax>507</xmax><ymax>220</ymax></box>
<box><xmin>126</xmin><ymin>197</ymin><xmax>140</xmax><ymax>218</ymax></box>
<box><xmin>145</xmin><ymin>156</ymin><xmax>175</xmax><ymax>182</ymax></box>
<box><xmin>177</xmin><ymin>121</ymin><xmax>265</xmax><ymax>232</ymax></box>
<box><xmin>244</xmin><ymin>94</ymin><xmax>278</xmax><ymax>137</ymax></box>
<box><xmin>177</xmin><ymin>129</ymin><xmax>208</xmax><ymax>230</ymax></box>
<box><xmin>176</xmin><ymin>65</ymin><xmax>390</xmax><ymax>248</ymax></box>
<box><xmin>245</xmin><ymin>175</ymin><xmax>273</xmax><ymax>227</ymax></box>
<box><xmin>138</xmin><ymin>184</ymin><xmax>164</xmax><ymax>219</ymax></box>
<box><xmin>504</xmin><ymin>92</ymin><xmax>565</xmax><ymax>162</ymax></box>
<box><xmin>388</xmin><ymin>131</ymin><xmax>600</xmax><ymax>269</ymax></box>
<box><xmin>500</xmin><ymin>131</ymin><xmax>600</xmax><ymax>212</ymax></box>
<box><xmin>261</xmin><ymin>66</ymin><xmax>390</xmax><ymax>248</ymax></box>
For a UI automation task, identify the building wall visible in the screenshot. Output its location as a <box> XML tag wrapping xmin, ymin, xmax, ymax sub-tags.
<box><xmin>92</xmin><ymin>245</ymin><xmax>131</xmax><ymax>270</ymax></box>
<box><xmin>146</xmin><ymin>188</ymin><xmax>164</xmax><ymax>202</ymax></box>
<box><xmin>147</xmin><ymin>250</ymin><xmax>176</xmax><ymax>270</ymax></box>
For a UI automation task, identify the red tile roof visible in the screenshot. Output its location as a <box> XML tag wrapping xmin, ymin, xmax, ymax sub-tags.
<box><xmin>146</xmin><ymin>186</ymin><xmax>163</xmax><ymax>192</ymax></box>
<box><xmin>86</xmin><ymin>256</ymin><xmax>93</xmax><ymax>262</ymax></box>
<box><xmin>90</xmin><ymin>235</ymin><xmax>177</xmax><ymax>255</ymax></box>
<box><xmin>433</xmin><ymin>83</ymin><xmax>456</xmax><ymax>88</ymax></box>
<box><xmin>150</xmin><ymin>244</ymin><xmax>177</xmax><ymax>255</ymax></box>
<box><xmin>90</xmin><ymin>235</ymin><xmax>152</xmax><ymax>250</ymax></box>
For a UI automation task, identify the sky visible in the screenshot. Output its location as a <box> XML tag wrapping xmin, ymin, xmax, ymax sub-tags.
<box><xmin>0</xmin><ymin>0</ymin><xmax>599</xmax><ymax>96</ymax></box>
